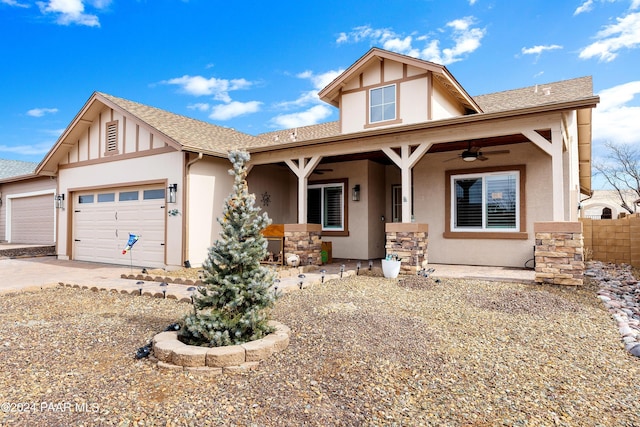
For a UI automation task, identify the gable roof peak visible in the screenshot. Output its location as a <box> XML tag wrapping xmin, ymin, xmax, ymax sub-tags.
<box><xmin>318</xmin><ymin>47</ymin><xmax>481</xmax><ymax>113</ymax></box>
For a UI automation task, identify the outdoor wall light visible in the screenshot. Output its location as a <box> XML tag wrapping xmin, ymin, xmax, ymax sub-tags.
<box><xmin>167</xmin><ymin>183</ymin><xmax>178</xmax><ymax>204</ymax></box>
<box><xmin>55</xmin><ymin>193</ymin><xmax>65</xmax><ymax>209</ymax></box>
<box><xmin>352</xmin><ymin>184</ymin><xmax>360</xmax><ymax>202</ymax></box>
<box><xmin>0</xmin><ymin>192</ymin><xmax>2</xmax><ymax>207</ymax></box>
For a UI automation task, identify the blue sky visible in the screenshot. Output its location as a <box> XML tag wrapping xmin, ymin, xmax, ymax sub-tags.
<box><xmin>1</xmin><ymin>0</ymin><xmax>639</xmax><ymax>189</ymax></box>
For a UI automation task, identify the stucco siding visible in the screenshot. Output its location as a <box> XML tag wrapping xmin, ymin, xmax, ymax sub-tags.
<box><xmin>400</xmin><ymin>78</ymin><xmax>429</xmax><ymax>124</ymax></box>
<box><xmin>432</xmin><ymin>80</ymin><xmax>466</xmax><ymax>119</ymax></box>
<box><xmin>247</xmin><ymin>164</ymin><xmax>297</xmax><ymax>225</ymax></box>
<box><xmin>186</xmin><ymin>157</ymin><xmax>234</xmax><ymax>267</ymax></box>
<box><xmin>412</xmin><ymin>143</ymin><xmax>552</xmax><ymax>267</ymax></box>
<box><xmin>57</xmin><ymin>150</ymin><xmax>183</xmax><ymax>266</ymax></box>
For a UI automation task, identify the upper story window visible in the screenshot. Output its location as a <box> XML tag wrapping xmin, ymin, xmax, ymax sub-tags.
<box><xmin>370</xmin><ymin>84</ymin><xmax>396</xmax><ymax>123</ymax></box>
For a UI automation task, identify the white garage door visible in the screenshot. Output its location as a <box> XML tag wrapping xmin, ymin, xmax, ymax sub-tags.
<box><xmin>10</xmin><ymin>194</ymin><xmax>55</xmax><ymax>244</ymax></box>
<box><xmin>73</xmin><ymin>186</ymin><xmax>166</xmax><ymax>268</ymax></box>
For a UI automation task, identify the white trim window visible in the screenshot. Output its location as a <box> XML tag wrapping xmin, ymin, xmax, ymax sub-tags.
<box><xmin>451</xmin><ymin>171</ymin><xmax>519</xmax><ymax>232</ymax></box>
<box><xmin>307</xmin><ymin>183</ymin><xmax>344</xmax><ymax>231</ymax></box>
<box><xmin>370</xmin><ymin>84</ymin><xmax>396</xmax><ymax>123</ymax></box>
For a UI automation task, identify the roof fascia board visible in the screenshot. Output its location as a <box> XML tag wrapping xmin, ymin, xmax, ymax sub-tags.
<box><xmin>35</xmin><ymin>91</ymin><xmax>102</xmax><ymax>175</ymax></box>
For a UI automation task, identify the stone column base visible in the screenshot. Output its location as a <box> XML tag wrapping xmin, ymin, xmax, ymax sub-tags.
<box><xmin>534</xmin><ymin>222</ymin><xmax>584</xmax><ymax>286</ymax></box>
<box><xmin>385</xmin><ymin>223</ymin><xmax>428</xmax><ymax>275</ymax></box>
<box><xmin>284</xmin><ymin>224</ymin><xmax>322</xmax><ymax>266</ymax></box>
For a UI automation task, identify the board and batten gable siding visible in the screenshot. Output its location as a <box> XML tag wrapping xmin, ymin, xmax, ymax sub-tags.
<box><xmin>59</xmin><ymin>106</ymin><xmax>173</xmax><ymax>167</ymax></box>
<box><xmin>338</xmin><ymin>57</ymin><xmax>469</xmax><ymax>134</ymax></box>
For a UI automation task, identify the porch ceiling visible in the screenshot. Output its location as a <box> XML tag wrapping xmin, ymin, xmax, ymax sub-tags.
<box><xmin>314</xmin><ymin>131</ymin><xmax>550</xmax><ymax>166</ymax></box>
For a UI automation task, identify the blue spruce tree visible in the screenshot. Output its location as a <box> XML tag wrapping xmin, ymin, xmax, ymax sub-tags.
<box><xmin>179</xmin><ymin>150</ymin><xmax>276</xmax><ymax>346</ymax></box>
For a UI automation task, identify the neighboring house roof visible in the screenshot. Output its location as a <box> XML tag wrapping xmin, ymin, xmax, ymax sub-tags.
<box><xmin>474</xmin><ymin>77</ymin><xmax>594</xmax><ymax>113</ymax></box>
<box><xmin>0</xmin><ymin>158</ymin><xmax>37</xmax><ymax>180</ymax></box>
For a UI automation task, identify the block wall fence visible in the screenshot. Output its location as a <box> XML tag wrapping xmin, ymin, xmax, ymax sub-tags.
<box><xmin>580</xmin><ymin>214</ymin><xmax>640</xmax><ymax>267</ymax></box>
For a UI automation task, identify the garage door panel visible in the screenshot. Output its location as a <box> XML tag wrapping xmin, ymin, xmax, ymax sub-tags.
<box><xmin>73</xmin><ymin>187</ymin><xmax>166</xmax><ymax>268</ymax></box>
<box><xmin>10</xmin><ymin>194</ymin><xmax>55</xmax><ymax>244</ymax></box>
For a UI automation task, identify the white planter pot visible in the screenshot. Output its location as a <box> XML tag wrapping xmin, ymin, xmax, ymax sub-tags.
<box><xmin>382</xmin><ymin>259</ymin><xmax>402</xmax><ymax>279</ymax></box>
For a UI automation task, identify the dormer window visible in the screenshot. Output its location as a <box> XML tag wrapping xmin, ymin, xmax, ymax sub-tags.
<box><xmin>369</xmin><ymin>84</ymin><xmax>396</xmax><ymax>123</ymax></box>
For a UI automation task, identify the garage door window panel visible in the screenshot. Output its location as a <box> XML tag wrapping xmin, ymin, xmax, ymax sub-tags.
<box><xmin>119</xmin><ymin>191</ymin><xmax>139</xmax><ymax>201</ymax></box>
<box><xmin>143</xmin><ymin>189</ymin><xmax>165</xmax><ymax>200</ymax></box>
<box><xmin>98</xmin><ymin>193</ymin><xmax>115</xmax><ymax>203</ymax></box>
<box><xmin>79</xmin><ymin>195</ymin><xmax>94</xmax><ymax>204</ymax></box>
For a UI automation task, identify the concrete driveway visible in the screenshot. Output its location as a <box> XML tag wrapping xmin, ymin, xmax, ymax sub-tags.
<box><xmin>0</xmin><ymin>257</ymin><xmax>135</xmax><ymax>293</ymax></box>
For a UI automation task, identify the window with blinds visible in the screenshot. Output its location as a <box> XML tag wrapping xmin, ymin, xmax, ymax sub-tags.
<box><xmin>105</xmin><ymin>120</ymin><xmax>119</xmax><ymax>154</ymax></box>
<box><xmin>307</xmin><ymin>183</ymin><xmax>344</xmax><ymax>231</ymax></box>
<box><xmin>452</xmin><ymin>171</ymin><xmax>518</xmax><ymax>231</ymax></box>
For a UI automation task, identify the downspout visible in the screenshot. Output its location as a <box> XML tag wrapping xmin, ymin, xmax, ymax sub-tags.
<box><xmin>183</xmin><ymin>152</ymin><xmax>203</xmax><ymax>266</ymax></box>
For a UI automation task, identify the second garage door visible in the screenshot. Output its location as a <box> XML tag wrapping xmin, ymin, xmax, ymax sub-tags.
<box><xmin>73</xmin><ymin>186</ymin><xmax>166</xmax><ymax>268</ymax></box>
<box><xmin>10</xmin><ymin>193</ymin><xmax>55</xmax><ymax>244</ymax></box>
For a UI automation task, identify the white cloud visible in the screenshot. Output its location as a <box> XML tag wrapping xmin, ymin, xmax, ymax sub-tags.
<box><xmin>187</xmin><ymin>102</ymin><xmax>210</xmax><ymax>112</ymax></box>
<box><xmin>271</xmin><ymin>105</ymin><xmax>333</xmax><ymax>129</ymax></box>
<box><xmin>579</xmin><ymin>11</ymin><xmax>640</xmax><ymax>61</ymax></box>
<box><xmin>469</xmin><ymin>0</ymin><xmax>478</xmax><ymax>4</ymax></box>
<box><xmin>574</xmin><ymin>0</ymin><xmax>594</xmax><ymax>15</ymax></box>
<box><xmin>1</xmin><ymin>0</ymin><xmax>30</xmax><ymax>8</ymax></box>
<box><xmin>163</xmin><ymin>75</ymin><xmax>252</xmax><ymax>102</ymax></box>
<box><xmin>336</xmin><ymin>18</ymin><xmax>486</xmax><ymax>65</ymax></box>
<box><xmin>36</xmin><ymin>0</ymin><xmax>109</xmax><ymax>27</ymax></box>
<box><xmin>0</xmin><ymin>142</ymin><xmax>53</xmax><ymax>156</ymax></box>
<box><xmin>592</xmin><ymin>81</ymin><xmax>640</xmax><ymax>145</ymax></box>
<box><xmin>521</xmin><ymin>44</ymin><xmax>563</xmax><ymax>55</ymax></box>
<box><xmin>208</xmin><ymin>101</ymin><xmax>262</xmax><ymax>121</ymax></box>
<box><xmin>27</xmin><ymin>107</ymin><xmax>59</xmax><ymax>117</ymax></box>
<box><xmin>276</xmin><ymin>69</ymin><xmax>344</xmax><ymax>109</ymax></box>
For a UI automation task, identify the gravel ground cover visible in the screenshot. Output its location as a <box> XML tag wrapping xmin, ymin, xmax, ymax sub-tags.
<box><xmin>0</xmin><ymin>273</ymin><xmax>639</xmax><ymax>426</ymax></box>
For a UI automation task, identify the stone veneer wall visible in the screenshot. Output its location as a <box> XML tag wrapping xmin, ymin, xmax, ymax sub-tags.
<box><xmin>534</xmin><ymin>222</ymin><xmax>584</xmax><ymax>286</ymax></box>
<box><xmin>385</xmin><ymin>223</ymin><xmax>428</xmax><ymax>275</ymax></box>
<box><xmin>284</xmin><ymin>223</ymin><xmax>322</xmax><ymax>266</ymax></box>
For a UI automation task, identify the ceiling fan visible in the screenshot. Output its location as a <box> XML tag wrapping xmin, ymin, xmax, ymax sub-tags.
<box><xmin>445</xmin><ymin>142</ymin><xmax>510</xmax><ymax>162</ymax></box>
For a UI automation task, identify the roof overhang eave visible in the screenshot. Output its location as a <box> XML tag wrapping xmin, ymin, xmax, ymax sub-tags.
<box><xmin>248</xmin><ymin>96</ymin><xmax>601</xmax><ymax>154</ymax></box>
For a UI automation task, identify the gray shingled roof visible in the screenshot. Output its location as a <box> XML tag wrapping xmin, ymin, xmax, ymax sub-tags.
<box><xmin>473</xmin><ymin>76</ymin><xmax>593</xmax><ymax>113</ymax></box>
<box><xmin>0</xmin><ymin>159</ymin><xmax>37</xmax><ymax>179</ymax></box>
<box><xmin>256</xmin><ymin>121</ymin><xmax>341</xmax><ymax>145</ymax></box>
<box><xmin>98</xmin><ymin>76</ymin><xmax>593</xmax><ymax>152</ymax></box>
<box><xmin>98</xmin><ymin>92</ymin><xmax>266</xmax><ymax>155</ymax></box>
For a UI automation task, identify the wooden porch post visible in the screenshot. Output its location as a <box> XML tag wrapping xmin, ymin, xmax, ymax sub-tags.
<box><xmin>284</xmin><ymin>155</ymin><xmax>322</xmax><ymax>224</ymax></box>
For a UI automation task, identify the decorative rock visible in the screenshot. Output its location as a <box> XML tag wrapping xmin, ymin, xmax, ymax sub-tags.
<box><xmin>223</xmin><ymin>361</ymin><xmax>260</xmax><ymax>374</ymax></box>
<box><xmin>157</xmin><ymin>360</ymin><xmax>183</xmax><ymax>371</ymax></box>
<box><xmin>184</xmin><ymin>366</ymin><xmax>223</xmax><ymax>377</ymax></box>
<box><xmin>591</xmin><ymin>261</ymin><xmax>640</xmax><ymax>358</ymax></box>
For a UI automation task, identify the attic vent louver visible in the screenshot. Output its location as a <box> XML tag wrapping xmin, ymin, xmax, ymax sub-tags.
<box><xmin>105</xmin><ymin>120</ymin><xmax>119</xmax><ymax>154</ymax></box>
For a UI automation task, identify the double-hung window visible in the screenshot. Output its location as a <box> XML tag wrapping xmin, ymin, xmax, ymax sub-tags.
<box><xmin>370</xmin><ymin>84</ymin><xmax>396</xmax><ymax>123</ymax></box>
<box><xmin>307</xmin><ymin>182</ymin><xmax>345</xmax><ymax>232</ymax></box>
<box><xmin>451</xmin><ymin>170</ymin><xmax>519</xmax><ymax>232</ymax></box>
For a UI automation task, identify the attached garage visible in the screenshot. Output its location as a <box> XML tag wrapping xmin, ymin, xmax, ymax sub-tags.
<box><xmin>72</xmin><ymin>185</ymin><xmax>166</xmax><ymax>268</ymax></box>
<box><xmin>7</xmin><ymin>191</ymin><xmax>55</xmax><ymax>244</ymax></box>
